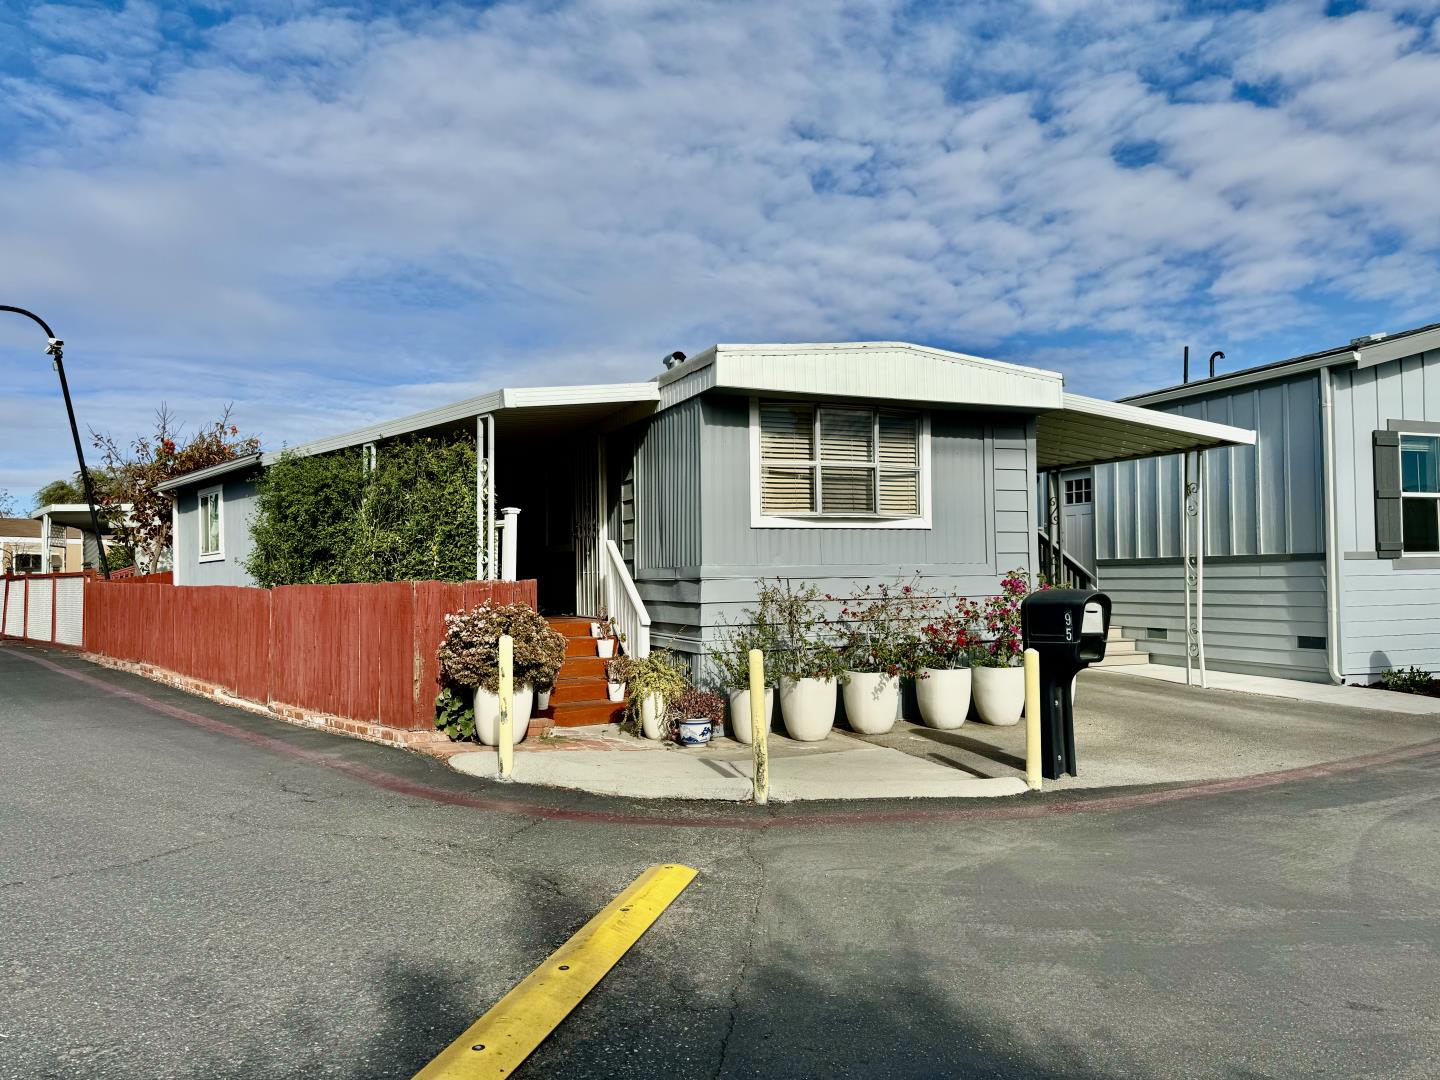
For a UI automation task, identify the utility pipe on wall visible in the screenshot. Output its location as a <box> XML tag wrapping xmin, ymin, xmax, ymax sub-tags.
<box><xmin>1320</xmin><ymin>366</ymin><xmax>1345</xmax><ymax>684</ymax></box>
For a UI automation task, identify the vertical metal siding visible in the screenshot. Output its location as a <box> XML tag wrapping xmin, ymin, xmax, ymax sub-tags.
<box><xmin>1096</xmin><ymin>371</ymin><xmax>1321</xmax><ymax>560</ymax></box>
<box><xmin>637</xmin><ymin>399</ymin><xmax>702</xmax><ymax>570</ymax></box>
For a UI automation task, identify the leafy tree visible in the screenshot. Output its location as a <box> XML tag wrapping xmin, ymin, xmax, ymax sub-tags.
<box><xmin>245</xmin><ymin>449</ymin><xmax>367</xmax><ymax>586</ymax></box>
<box><xmin>33</xmin><ymin>476</ymin><xmax>86</xmax><ymax>509</ymax></box>
<box><xmin>92</xmin><ymin>404</ymin><xmax>260</xmax><ymax>573</ymax></box>
<box><xmin>0</xmin><ymin>489</ymin><xmax>14</xmax><ymax>517</ymax></box>
<box><xmin>245</xmin><ymin>435</ymin><xmax>480</xmax><ymax>586</ymax></box>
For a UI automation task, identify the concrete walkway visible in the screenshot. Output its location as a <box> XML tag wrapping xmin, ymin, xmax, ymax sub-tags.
<box><xmin>1102</xmin><ymin>661</ymin><xmax>1440</xmax><ymax>715</ymax></box>
<box><xmin>449</xmin><ymin>732</ymin><xmax>1027</xmax><ymax>802</ymax></box>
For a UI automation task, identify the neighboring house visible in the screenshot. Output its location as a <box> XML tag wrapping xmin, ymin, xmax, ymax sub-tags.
<box><xmin>1078</xmin><ymin>320</ymin><xmax>1440</xmax><ymax>684</ymax></box>
<box><xmin>158</xmin><ymin>341</ymin><xmax>1251</xmax><ymax>670</ymax></box>
<box><xmin>0</xmin><ymin>517</ymin><xmax>85</xmax><ymax>573</ymax></box>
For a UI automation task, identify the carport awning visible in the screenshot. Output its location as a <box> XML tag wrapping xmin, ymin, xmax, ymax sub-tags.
<box><xmin>1036</xmin><ymin>393</ymin><xmax>1255</xmax><ymax>470</ymax></box>
<box><xmin>31</xmin><ymin>503</ymin><xmax>128</xmax><ymax>535</ymax></box>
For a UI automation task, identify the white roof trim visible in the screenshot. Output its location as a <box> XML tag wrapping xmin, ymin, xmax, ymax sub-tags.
<box><xmin>1037</xmin><ymin>393</ymin><xmax>1255</xmax><ymax>470</ymax></box>
<box><xmin>1356</xmin><ymin>326</ymin><xmax>1440</xmax><ymax>370</ymax></box>
<box><xmin>154</xmin><ymin>453</ymin><xmax>263</xmax><ymax>493</ymax></box>
<box><xmin>659</xmin><ymin>341</ymin><xmax>1064</xmax><ymax>412</ymax></box>
<box><xmin>271</xmin><ymin>382</ymin><xmax>658</xmax><ymax>462</ymax></box>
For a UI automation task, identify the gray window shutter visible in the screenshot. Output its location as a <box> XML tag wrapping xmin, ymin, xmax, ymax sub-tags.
<box><xmin>1374</xmin><ymin>430</ymin><xmax>1402</xmax><ymax>556</ymax></box>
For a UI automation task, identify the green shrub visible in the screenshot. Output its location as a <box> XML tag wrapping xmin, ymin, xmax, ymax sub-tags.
<box><xmin>1380</xmin><ymin>665</ymin><xmax>1434</xmax><ymax>695</ymax></box>
<box><xmin>245</xmin><ymin>435</ymin><xmax>481</xmax><ymax>586</ymax></box>
<box><xmin>435</xmin><ymin>687</ymin><xmax>476</xmax><ymax>741</ymax></box>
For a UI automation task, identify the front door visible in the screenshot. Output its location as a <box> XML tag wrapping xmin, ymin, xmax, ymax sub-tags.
<box><xmin>573</xmin><ymin>436</ymin><xmax>603</xmax><ymax>616</ymax></box>
<box><xmin>1061</xmin><ymin>469</ymin><xmax>1096</xmax><ymax>574</ymax></box>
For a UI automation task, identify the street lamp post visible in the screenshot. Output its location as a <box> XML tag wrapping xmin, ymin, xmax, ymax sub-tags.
<box><xmin>1</xmin><ymin>305</ymin><xmax>110</xmax><ymax>580</ymax></box>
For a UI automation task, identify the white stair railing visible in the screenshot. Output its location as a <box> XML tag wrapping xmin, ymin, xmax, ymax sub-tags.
<box><xmin>601</xmin><ymin>538</ymin><xmax>650</xmax><ymax>659</ymax></box>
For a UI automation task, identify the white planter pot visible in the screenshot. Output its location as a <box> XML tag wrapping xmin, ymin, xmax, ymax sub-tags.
<box><xmin>590</xmin><ymin>621</ymin><xmax>604</xmax><ymax>638</ymax></box>
<box><xmin>841</xmin><ymin>672</ymin><xmax>900</xmax><ymax>735</ymax></box>
<box><xmin>973</xmin><ymin>666</ymin><xmax>1025</xmax><ymax>726</ymax></box>
<box><xmin>607</xmin><ymin>681</ymin><xmax>626</xmax><ymax>703</ymax></box>
<box><xmin>916</xmin><ymin>667</ymin><xmax>972</xmax><ymax>730</ymax></box>
<box><xmin>727</xmin><ymin>687</ymin><xmax>775</xmax><ymax>745</ymax></box>
<box><xmin>639</xmin><ymin>693</ymin><xmax>666</xmax><ymax>740</ymax></box>
<box><xmin>596</xmin><ymin>638</ymin><xmax>616</xmax><ymax>658</ymax></box>
<box><xmin>778</xmin><ymin>677</ymin><xmax>837</xmax><ymax>742</ymax></box>
<box><xmin>536</xmin><ymin>688</ymin><xmax>552</xmax><ymax>710</ymax></box>
<box><xmin>474</xmin><ymin>684</ymin><xmax>534</xmax><ymax>746</ymax></box>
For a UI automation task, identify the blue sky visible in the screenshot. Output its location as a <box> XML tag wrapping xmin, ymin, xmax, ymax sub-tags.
<box><xmin>2</xmin><ymin>0</ymin><xmax>1438</xmax><ymax>503</ymax></box>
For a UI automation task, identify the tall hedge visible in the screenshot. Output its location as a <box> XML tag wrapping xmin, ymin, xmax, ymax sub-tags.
<box><xmin>245</xmin><ymin>436</ymin><xmax>479</xmax><ymax>586</ymax></box>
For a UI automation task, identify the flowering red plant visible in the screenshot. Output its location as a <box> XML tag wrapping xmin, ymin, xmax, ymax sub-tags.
<box><xmin>917</xmin><ymin>597</ymin><xmax>981</xmax><ymax>671</ymax></box>
<box><xmin>973</xmin><ymin>568</ymin><xmax>1049</xmax><ymax>667</ymax></box>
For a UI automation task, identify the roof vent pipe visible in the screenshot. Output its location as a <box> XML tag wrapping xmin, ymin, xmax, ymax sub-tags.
<box><xmin>1183</xmin><ymin>345</ymin><xmax>1189</xmax><ymax>383</ymax></box>
<box><xmin>662</xmin><ymin>351</ymin><xmax>687</xmax><ymax>370</ymax></box>
<box><xmin>1208</xmin><ymin>351</ymin><xmax>1225</xmax><ymax>378</ymax></box>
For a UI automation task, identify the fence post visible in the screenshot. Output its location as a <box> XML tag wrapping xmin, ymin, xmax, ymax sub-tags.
<box><xmin>1024</xmin><ymin>647</ymin><xmax>1041</xmax><ymax>791</ymax></box>
<box><xmin>749</xmin><ymin>648</ymin><xmax>768</xmax><ymax>806</ymax></box>
<box><xmin>497</xmin><ymin>633</ymin><xmax>514</xmax><ymax>780</ymax></box>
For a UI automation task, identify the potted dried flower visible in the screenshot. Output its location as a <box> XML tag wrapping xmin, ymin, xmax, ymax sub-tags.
<box><xmin>435</xmin><ymin>601</ymin><xmax>566</xmax><ymax>746</ymax></box>
<box><xmin>972</xmin><ymin>570</ymin><xmax>1035</xmax><ymax>726</ymax></box>
<box><xmin>916</xmin><ymin>596</ymin><xmax>980</xmax><ymax>729</ymax></box>
<box><xmin>605</xmin><ymin>655</ymin><xmax>634</xmax><ymax>703</ymax></box>
<box><xmin>832</xmin><ymin>579</ymin><xmax>928</xmax><ymax>736</ymax></box>
<box><xmin>622</xmin><ymin>651</ymin><xmax>691</xmax><ymax>740</ymax></box>
<box><xmin>670</xmin><ymin>688</ymin><xmax>725</xmax><ymax>747</ymax></box>
<box><xmin>596</xmin><ymin>616</ymin><xmax>624</xmax><ymax>658</ymax></box>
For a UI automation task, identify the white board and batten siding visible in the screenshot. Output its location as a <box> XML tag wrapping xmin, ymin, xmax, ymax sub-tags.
<box><xmin>1095</xmin><ymin>371</ymin><xmax>1328</xmax><ymax>679</ymax></box>
<box><xmin>1333</xmin><ymin>345</ymin><xmax>1440</xmax><ymax>679</ymax></box>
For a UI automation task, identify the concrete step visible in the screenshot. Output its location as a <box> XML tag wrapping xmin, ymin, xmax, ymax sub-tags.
<box><xmin>1093</xmin><ymin>651</ymin><xmax>1150</xmax><ymax>668</ymax></box>
<box><xmin>1104</xmin><ymin>637</ymin><xmax>1141</xmax><ymax>655</ymax></box>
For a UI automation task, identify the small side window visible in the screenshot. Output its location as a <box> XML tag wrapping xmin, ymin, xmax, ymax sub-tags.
<box><xmin>198</xmin><ymin>486</ymin><xmax>224</xmax><ymax>560</ymax></box>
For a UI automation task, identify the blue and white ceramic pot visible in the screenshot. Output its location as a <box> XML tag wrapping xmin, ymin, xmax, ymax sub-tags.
<box><xmin>678</xmin><ymin>718</ymin><xmax>712</xmax><ymax>746</ymax></box>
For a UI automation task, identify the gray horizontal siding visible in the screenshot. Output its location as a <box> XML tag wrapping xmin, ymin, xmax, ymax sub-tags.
<box><xmin>1097</xmin><ymin>557</ymin><xmax>1328</xmax><ymax>679</ymax></box>
<box><xmin>173</xmin><ymin>477</ymin><xmax>259</xmax><ymax>586</ymax></box>
<box><xmin>1338</xmin><ymin>556</ymin><xmax>1440</xmax><ymax>678</ymax></box>
<box><xmin>1096</xmin><ymin>373</ymin><xmax>1322</xmax><ymax>560</ymax></box>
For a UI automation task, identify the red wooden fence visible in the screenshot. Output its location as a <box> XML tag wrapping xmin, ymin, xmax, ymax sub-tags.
<box><xmin>81</xmin><ymin>579</ymin><xmax>537</xmax><ymax>730</ymax></box>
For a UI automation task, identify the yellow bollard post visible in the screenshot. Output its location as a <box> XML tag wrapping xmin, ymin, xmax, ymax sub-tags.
<box><xmin>1024</xmin><ymin>647</ymin><xmax>1041</xmax><ymax>791</ymax></box>
<box><xmin>497</xmin><ymin>633</ymin><xmax>514</xmax><ymax>781</ymax></box>
<box><xmin>748</xmin><ymin>648</ymin><xmax>768</xmax><ymax>806</ymax></box>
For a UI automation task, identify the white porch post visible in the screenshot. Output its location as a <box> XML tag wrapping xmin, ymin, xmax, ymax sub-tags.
<box><xmin>476</xmin><ymin>414</ymin><xmax>497</xmax><ymax>580</ymax></box>
<box><xmin>500</xmin><ymin>506</ymin><xmax>520</xmax><ymax>581</ymax></box>
<box><xmin>1182</xmin><ymin>450</ymin><xmax>1208</xmax><ymax>688</ymax></box>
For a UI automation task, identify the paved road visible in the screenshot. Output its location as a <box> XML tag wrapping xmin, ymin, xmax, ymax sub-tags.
<box><xmin>2</xmin><ymin>643</ymin><xmax>1438</xmax><ymax>1079</ymax></box>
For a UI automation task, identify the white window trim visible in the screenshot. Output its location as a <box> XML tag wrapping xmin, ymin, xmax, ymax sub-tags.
<box><xmin>748</xmin><ymin>397</ymin><xmax>933</xmax><ymax>530</ymax></box>
<box><xmin>198</xmin><ymin>484</ymin><xmax>225</xmax><ymax>562</ymax></box>
<box><xmin>1397</xmin><ymin>432</ymin><xmax>1440</xmax><ymax>555</ymax></box>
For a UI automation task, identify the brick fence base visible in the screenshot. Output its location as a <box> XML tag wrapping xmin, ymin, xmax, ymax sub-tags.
<box><xmin>82</xmin><ymin>652</ymin><xmax>463</xmax><ymax>756</ymax></box>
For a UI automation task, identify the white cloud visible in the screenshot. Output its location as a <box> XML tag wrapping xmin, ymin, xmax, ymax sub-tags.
<box><xmin>1</xmin><ymin>0</ymin><xmax>1438</xmax><ymax>495</ymax></box>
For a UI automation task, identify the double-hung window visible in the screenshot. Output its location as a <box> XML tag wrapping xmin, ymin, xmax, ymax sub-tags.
<box><xmin>754</xmin><ymin>401</ymin><xmax>927</xmax><ymax>526</ymax></box>
<box><xmin>1400</xmin><ymin>434</ymin><xmax>1440</xmax><ymax>553</ymax></box>
<box><xmin>198</xmin><ymin>486</ymin><xmax>224</xmax><ymax>561</ymax></box>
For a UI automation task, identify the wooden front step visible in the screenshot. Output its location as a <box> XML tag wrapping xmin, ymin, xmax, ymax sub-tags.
<box><xmin>545</xmin><ymin>615</ymin><xmax>626</xmax><ymax>727</ymax></box>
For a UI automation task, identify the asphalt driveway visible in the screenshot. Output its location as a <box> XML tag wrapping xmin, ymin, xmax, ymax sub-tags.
<box><xmin>3</xmin><ymin>642</ymin><xmax>1439</xmax><ymax>1079</ymax></box>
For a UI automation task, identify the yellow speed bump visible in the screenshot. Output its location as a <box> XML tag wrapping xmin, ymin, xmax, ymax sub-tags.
<box><xmin>413</xmin><ymin>863</ymin><xmax>698</xmax><ymax>1079</ymax></box>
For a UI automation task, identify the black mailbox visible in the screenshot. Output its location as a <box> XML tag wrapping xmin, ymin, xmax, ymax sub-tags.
<box><xmin>1020</xmin><ymin>588</ymin><xmax>1111</xmax><ymax>780</ymax></box>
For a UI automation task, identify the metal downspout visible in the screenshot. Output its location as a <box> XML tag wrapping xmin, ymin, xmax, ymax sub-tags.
<box><xmin>1320</xmin><ymin>367</ymin><xmax>1345</xmax><ymax>684</ymax></box>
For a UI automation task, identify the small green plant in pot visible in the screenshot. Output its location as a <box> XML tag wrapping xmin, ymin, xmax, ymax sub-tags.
<box><xmin>670</xmin><ymin>688</ymin><xmax>726</xmax><ymax>747</ymax></box>
<box><xmin>830</xmin><ymin>579</ymin><xmax>930</xmax><ymax>736</ymax></box>
<box><xmin>605</xmin><ymin>654</ymin><xmax>636</xmax><ymax>704</ymax></box>
<box><xmin>712</xmin><ymin>613</ymin><xmax>782</xmax><ymax>745</ymax></box>
<box><xmin>434</xmin><ymin>601</ymin><xmax>566</xmax><ymax>746</ymax></box>
<box><xmin>621</xmin><ymin>651</ymin><xmax>691</xmax><ymax>740</ymax></box>
<box><xmin>759</xmin><ymin>579</ymin><xmax>843</xmax><ymax>742</ymax></box>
